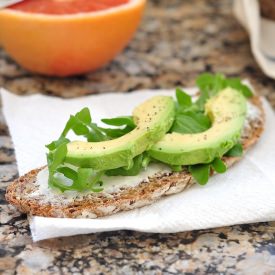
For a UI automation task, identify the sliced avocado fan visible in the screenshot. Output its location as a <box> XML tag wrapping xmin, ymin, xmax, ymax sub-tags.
<box><xmin>65</xmin><ymin>96</ymin><xmax>175</xmax><ymax>170</ymax></box>
<box><xmin>149</xmin><ymin>88</ymin><xmax>247</xmax><ymax>165</ymax></box>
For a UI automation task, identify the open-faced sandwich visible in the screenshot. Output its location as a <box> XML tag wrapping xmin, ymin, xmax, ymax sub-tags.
<box><xmin>6</xmin><ymin>73</ymin><xmax>265</xmax><ymax>218</ymax></box>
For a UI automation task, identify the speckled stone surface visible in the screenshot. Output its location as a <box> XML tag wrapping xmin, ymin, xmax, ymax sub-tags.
<box><xmin>1</xmin><ymin>0</ymin><xmax>275</xmax><ymax>274</ymax></box>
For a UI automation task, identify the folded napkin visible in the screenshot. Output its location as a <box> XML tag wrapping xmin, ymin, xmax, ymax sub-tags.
<box><xmin>1</xmin><ymin>87</ymin><xmax>275</xmax><ymax>242</ymax></box>
<box><xmin>234</xmin><ymin>0</ymin><xmax>275</xmax><ymax>79</ymax></box>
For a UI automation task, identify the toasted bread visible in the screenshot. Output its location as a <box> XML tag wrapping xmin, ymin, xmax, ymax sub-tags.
<box><xmin>5</xmin><ymin>97</ymin><xmax>265</xmax><ymax>218</ymax></box>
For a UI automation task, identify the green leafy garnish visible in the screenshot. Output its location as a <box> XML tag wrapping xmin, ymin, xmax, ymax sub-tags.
<box><xmin>47</xmin><ymin>140</ymin><xmax>69</xmax><ymax>190</ymax></box>
<box><xmin>46</xmin><ymin>108</ymin><xmax>137</xmax><ymax>192</ymax></box>
<box><xmin>58</xmin><ymin>107</ymin><xmax>135</xmax><ymax>143</ymax></box>
<box><xmin>176</xmin><ymin>88</ymin><xmax>192</xmax><ymax>108</ymax></box>
<box><xmin>174</xmin><ymin>74</ymin><xmax>249</xmax><ymax>185</ymax></box>
<box><xmin>189</xmin><ymin>163</ymin><xmax>210</xmax><ymax>185</ymax></box>
<box><xmin>225</xmin><ymin>143</ymin><xmax>243</xmax><ymax>157</ymax></box>
<box><xmin>225</xmin><ymin>78</ymin><xmax>253</xmax><ymax>98</ymax></box>
<box><xmin>100</xmin><ymin>116</ymin><xmax>135</xmax><ymax>139</ymax></box>
<box><xmin>87</xmin><ymin>123</ymin><xmax>108</xmax><ymax>142</ymax></box>
<box><xmin>51</xmin><ymin>167</ymin><xmax>104</xmax><ymax>192</ymax></box>
<box><xmin>46</xmin><ymin>136</ymin><xmax>70</xmax><ymax>151</ymax></box>
<box><xmin>47</xmin><ymin>141</ymin><xmax>69</xmax><ymax>173</ymax></box>
<box><xmin>106</xmin><ymin>153</ymin><xmax>150</xmax><ymax>176</ymax></box>
<box><xmin>211</xmin><ymin>158</ymin><xmax>227</xmax><ymax>173</ymax></box>
<box><xmin>61</xmin><ymin>108</ymin><xmax>91</xmax><ymax>137</ymax></box>
<box><xmin>189</xmin><ymin>158</ymin><xmax>227</xmax><ymax>185</ymax></box>
<box><xmin>195</xmin><ymin>73</ymin><xmax>253</xmax><ymax>110</ymax></box>
<box><xmin>171</xmin><ymin>111</ymin><xmax>211</xmax><ymax>134</ymax></box>
<box><xmin>57</xmin><ymin>166</ymin><xmax>78</xmax><ymax>181</ymax></box>
<box><xmin>171</xmin><ymin>88</ymin><xmax>211</xmax><ymax>134</ymax></box>
<box><xmin>101</xmin><ymin>116</ymin><xmax>135</xmax><ymax>128</ymax></box>
<box><xmin>76</xmin><ymin>168</ymin><xmax>104</xmax><ymax>192</ymax></box>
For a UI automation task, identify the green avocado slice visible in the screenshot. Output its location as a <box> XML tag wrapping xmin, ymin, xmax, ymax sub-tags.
<box><xmin>65</xmin><ymin>96</ymin><xmax>175</xmax><ymax>170</ymax></box>
<box><xmin>149</xmin><ymin>88</ymin><xmax>247</xmax><ymax>165</ymax></box>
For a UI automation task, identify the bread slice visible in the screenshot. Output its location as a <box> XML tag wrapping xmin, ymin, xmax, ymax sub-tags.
<box><xmin>5</xmin><ymin>97</ymin><xmax>265</xmax><ymax>218</ymax></box>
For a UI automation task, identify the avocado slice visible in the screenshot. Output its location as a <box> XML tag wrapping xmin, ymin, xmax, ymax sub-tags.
<box><xmin>65</xmin><ymin>96</ymin><xmax>175</xmax><ymax>170</ymax></box>
<box><xmin>149</xmin><ymin>88</ymin><xmax>247</xmax><ymax>165</ymax></box>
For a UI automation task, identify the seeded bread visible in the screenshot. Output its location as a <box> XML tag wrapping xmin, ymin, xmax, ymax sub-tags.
<box><xmin>5</xmin><ymin>97</ymin><xmax>265</xmax><ymax>218</ymax></box>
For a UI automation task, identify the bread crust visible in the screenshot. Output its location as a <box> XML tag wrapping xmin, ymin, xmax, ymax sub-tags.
<box><xmin>5</xmin><ymin>96</ymin><xmax>265</xmax><ymax>218</ymax></box>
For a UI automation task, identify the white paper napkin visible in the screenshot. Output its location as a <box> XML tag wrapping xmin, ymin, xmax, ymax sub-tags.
<box><xmin>234</xmin><ymin>0</ymin><xmax>275</xmax><ymax>79</ymax></box>
<box><xmin>1</xmin><ymin>88</ymin><xmax>275</xmax><ymax>242</ymax></box>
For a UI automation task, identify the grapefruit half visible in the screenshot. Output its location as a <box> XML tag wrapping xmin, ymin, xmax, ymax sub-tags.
<box><xmin>0</xmin><ymin>0</ymin><xmax>146</xmax><ymax>76</ymax></box>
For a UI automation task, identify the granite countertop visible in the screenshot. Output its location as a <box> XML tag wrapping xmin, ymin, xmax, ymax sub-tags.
<box><xmin>1</xmin><ymin>0</ymin><xmax>275</xmax><ymax>274</ymax></box>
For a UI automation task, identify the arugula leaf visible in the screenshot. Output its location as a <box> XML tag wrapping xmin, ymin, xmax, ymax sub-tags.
<box><xmin>98</xmin><ymin>126</ymin><xmax>133</xmax><ymax>139</ymax></box>
<box><xmin>57</xmin><ymin>166</ymin><xmax>78</xmax><ymax>181</ymax></box>
<box><xmin>225</xmin><ymin>143</ymin><xmax>243</xmax><ymax>157</ymax></box>
<box><xmin>171</xmin><ymin>111</ymin><xmax>211</xmax><ymax>134</ymax></box>
<box><xmin>46</xmin><ymin>136</ymin><xmax>70</xmax><ymax>151</ymax></box>
<box><xmin>75</xmin><ymin>107</ymin><xmax>91</xmax><ymax>124</ymax></box>
<box><xmin>53</xmin><ymin>168</ymin><xmax>104</xmax><ymax>192</ymax></box>
<box><xmin>76</xmin><ymin>168</ymin><xmax>104</xmax><ymax>192</ymax></box>
<box><xmin>225</xmin><ymin>78</ymin><xmax>253</xmax><ymax>98</ymax></box>
<box><xmin>102</xmin><ymin>116</ymin><xmax>135</xmax><ymax>128</ymax></box>
<box><xmin>58</xmin><ymin>108</ymin><xmax>108</xmax><ymax>142</ymax></box>
<box><xmin>60</xmin><ymin>113</ymin><xmax>86</xmax><ymax>137</ymax></box>
<box><xmin>47</xmin><ymin>141</ymin><xmax>70</xmax><ymax>190</ymax></box>
<box><xmin>100</xmin><ymin>116</ymin><xmax>135</xmax><ymax>139</ymax></box>
<box><xmin>195</xmin><ymin>91</ymin><xmax>210</xmax><ymax>112</ymax></box>
<box><xmin>211</xmin><ymin>158</ymin><xmax>227</xmax><ymax>173</ymax></box>
<box><xmin>50</xmin><ymin>176</ymin><xmax>74</xmax><ymax>192</ymax></box>
<box><xmin>61</xmin><ymin>115</ymin><xmax>77</xmax><ymax>137</ymax></box>
<box><xmin>172</xmin><ymin>85</ymin><xmax>212</xmax><ymax>135</ymax></box>
<box><xmin>51</xmin><ymin>167</ymin><xmax>104</xmax><ymax>192</ymax></box>
<box><xmin>86</xmin><ymin>123</ymin><xmax>109</xmax><ymax>142</ymax></box>
<box><xmin>61</xmin><ymin>108</ymin><xmax>92</xmax><ymax>137</ymax></box>
<box><xmin>195</xmin><ymin>73</ymin><xmax>225</xmax><ymax>109</ymax></box>
<box><xmin>189</xmin><ymin>163</ymin><xmax>210</xmax><ymax>185</ymax></box>
<box><xmin>195</xmin><ymin>73</ymin><xmax>252</xmax><ymax>110</ymax></box>
<box><xmin>105</xmin><ymin>154</ymin><xmax>149</xmax><ymax>176</ymax></box>
<box><xmin>176</xmin><ymin>88</ymin><xmax>192</xmax><ymax>108</ymax></box>
<box><xmin>48</xmin><ymin>142</ymin><xmax>68</xmax><ymax>173</ymax></box>
<box><xmin>105</xmin><ymin>154</ymin><xmax>143</xmax><ymax>176</ymax></box>
<box><xmin>73</xmin><ymin>124</ymin><xmax>89</xmax><ymax>135</ymax></box>
<box><xmin>46</xmin><ymin>108</ymin><xmax>138</xmax><ymax>192</ymax></box>
<box><xmin>46</xmin><ymin>107</ymin><xmax>106</xmax><ymax>191</ymax></box>
<box><xmin>71</xmin><ymin>109</ymin><xmax>92</xmax><ymax>136</ymax></box>
<box><xmin>189</xmin><ymin>157</ymin><xmax>227</xmax><ymax>185</ymax></box>
<box><xmin>196</xmin><ymin>73</ymin><xmax>226</xmax><ymax>96</ymax></box>
<box><xmin>179</xmin><ymin>73</ymin><xmax>249</xmax><ymax>185</ymax></box>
